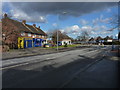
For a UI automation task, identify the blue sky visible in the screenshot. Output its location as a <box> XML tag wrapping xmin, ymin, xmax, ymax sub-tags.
<box><xmin>2</xmin><ymin>2</ymin><xmax>119</xmax><ymax>39</ymax></box>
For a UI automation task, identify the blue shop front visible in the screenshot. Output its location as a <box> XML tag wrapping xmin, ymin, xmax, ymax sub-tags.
<box><xmin>33</xmin><ymin>38</ymin><xmax>45</xmax><ymax>47</ymax></box>
<box><xmin>24</xmin><ymin>38</ymin><xmax>33</xmax><ymax>48</ymax></box>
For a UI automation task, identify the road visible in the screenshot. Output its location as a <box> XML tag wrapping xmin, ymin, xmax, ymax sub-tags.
<box><xmin>1</xmin><ymin>46</ymin><xmax>119</xmax><ymax>88</ymax></box>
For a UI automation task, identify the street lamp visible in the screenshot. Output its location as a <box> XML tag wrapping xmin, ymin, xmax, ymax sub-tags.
<box><xmin>56</xmin><ymin>11</ymin><xmax>67</xmax><ymax>51</ymax></box>
<box><xmin>56</xmin><ymin>14</ymin><xmax>59</xmax><ymax>51</ymax></box>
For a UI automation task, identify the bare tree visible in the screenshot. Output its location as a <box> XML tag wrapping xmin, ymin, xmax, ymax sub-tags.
<box><xmin>76</xmin><ymin>31</ymin><xmax>90</xmax><ymax>42</ymax></box>
<box><xmin>108</xmin><ymin>14</ymin><xmax>119</xmax><ymax>31</ymax></box>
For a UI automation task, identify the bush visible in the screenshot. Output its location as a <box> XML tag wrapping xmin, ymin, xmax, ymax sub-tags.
<box><xmin>113</xmin><ymin>41</ymin><xmax>120</xmax><ymax>45</ymax></box>
<box><xmin>64</xmin><ymin>43</ymin><xmax>68</xmax><ymax>47</ymax></box>
<box><xmin>2</xmin><ymin>45</ymin><xmax>9</xmax><ymax>52</ymax></box>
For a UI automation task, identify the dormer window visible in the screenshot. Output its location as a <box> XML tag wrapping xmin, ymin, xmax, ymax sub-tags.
<box><xmin>28</xmin><ymin>33</ymin><xmax>31</xmax><ymax>37</ymax></box>
<box><xmin>21</xmin><ymin>32</ymin><xmax>25</xmax><ymax>36</ymax></box>
<box><xmin>34</xmin><ymin>34</ymin><xmax>36</xmax><ymax>37</ymax></box>
<box><xmin>39</xmin><ymin>35</ymin><xmax>41</xmax><ymax>38</ymax></box>
<box><xmin>42</xmin><ymin>35</ymin><xmax>44</xmax><ymax>38</ymax></box>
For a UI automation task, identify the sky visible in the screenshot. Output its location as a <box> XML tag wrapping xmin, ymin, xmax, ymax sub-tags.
<box><xmin>2</xmin><ymin>2</ymin><xmax>119</xmax><ymax>39</ymax></box>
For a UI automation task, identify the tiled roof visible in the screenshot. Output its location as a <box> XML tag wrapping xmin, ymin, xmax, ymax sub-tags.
<box><xmin>52</xmin><ymin>31</ymin><xmax>71</xmax><ymax>41</ymax></box>
<box><xmin>2</xmin><ymin>18</ymin><xmax>32</xmax><ymax>33</ymax></box>
<box><xmin>2</xmin><ymin>17</ymin><xmax>47</xmax><ymax>36</ymax></box>
<box><xmin>36</xmin><ymin>27</ymin><xmax>47</xmax><ymax>36</ymax></box>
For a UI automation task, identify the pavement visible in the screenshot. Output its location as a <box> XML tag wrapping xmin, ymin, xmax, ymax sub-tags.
<box><xmin>2</xmin><ymin>46</ymin><xmax>90</xmax><ymax>60</ymax></box>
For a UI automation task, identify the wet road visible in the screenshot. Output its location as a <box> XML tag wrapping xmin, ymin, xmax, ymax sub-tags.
<box><xmin>1</xmin><ymin>46</ymin><xmax>118</xmax><ymax>88</ymax></box>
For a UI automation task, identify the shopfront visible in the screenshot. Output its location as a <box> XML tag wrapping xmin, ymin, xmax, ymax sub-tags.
<box><xmin>24</xmin><ymin>38</ymin><xmax>33</xmax><ymax>48</ymax></box>
<box><xmin>33</xmin><ymin>38</ymin><xmax>44</xmax><ymax>47</ymax></box>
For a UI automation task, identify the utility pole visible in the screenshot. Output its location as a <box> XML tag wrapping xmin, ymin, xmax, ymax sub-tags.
<box><xmin>56</xmin><ymin>11</ymin><xmax>67</xmax><ymax>51</ymax></box>
<box><xmin>57</xmin><ymin>14</ymin><xmax>59</xmax><ymax>51</ymax></box>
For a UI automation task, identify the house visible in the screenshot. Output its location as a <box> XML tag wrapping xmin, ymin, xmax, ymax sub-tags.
<box><xmin>88</xmin><ymin>37</ymin><xmax>96</xmax><ymax>44</ymax></box>
<box><xmin>107</xmin><ymin>39</ymin><xmax>113</xmax><ymax>42</ymax></box>
<box><xmin>52</xmin><ymin>31</ymin><xmax>72</xmax><ymax>45</ymax></box>
<box><xmin>2</xmin><ymin>13</ymin><xmax>47</xmax><ymax>49</ymax></box>
<box><xmin>60</xmin><ymin>39</ymin><xmax>71</xmax><ymax>45</ymax></box>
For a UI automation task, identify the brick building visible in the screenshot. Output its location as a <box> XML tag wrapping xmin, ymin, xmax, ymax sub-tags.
<box><xmin>2</xmin><ymin>14</ymin><xmax>47</xmax><ymax>49</ymax></box>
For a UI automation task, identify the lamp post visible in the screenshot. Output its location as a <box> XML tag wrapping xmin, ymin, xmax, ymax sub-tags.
<box><xmin>57</xmin><ymin>26</ymin><xmax>59</xmax><ymax>51</ymax></box>
<box><xmin>56</xmin><ymin>11</ymin><xmax>67</xmax><ymax>51</ymax></box>
<box><xmin>56</xmin><ymin>14</ymin><xmax>59</xmax><ymax>51</ymax></box>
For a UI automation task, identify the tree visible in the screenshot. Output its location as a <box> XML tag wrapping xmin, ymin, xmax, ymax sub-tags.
<box><xmin>108</xmin><ymin>14</ymin><xmax>119</xmax><ymax>31</ymax></box>
<box><xmin>51</xmin><ymin>30</ymin><xmax>72</xmax><ymax>44</ymax></box>
<box><xmin>76</xmin><ymin>31</ymin><xmax>90</xmax><ymax>42</ymax></box>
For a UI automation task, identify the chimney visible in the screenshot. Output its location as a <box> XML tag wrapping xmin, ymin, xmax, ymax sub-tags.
<box><xmin>4</xmin><ymin>13</ymin><xmax>7</xmax><ymax>18</ymax></box>
<box><xmin>33</xmin><ymin>24</ymin><xmax>36</xmax><ymax>27</ymax></box>
<box><xmin>38</xmin><ymin>26</ymin><xmax>40</xmax><ymax>28</ymax></box>
<box><xmin>22</xmin><ymin>20</ymin><xmax>26</xmax><ymax>24</ymax></box>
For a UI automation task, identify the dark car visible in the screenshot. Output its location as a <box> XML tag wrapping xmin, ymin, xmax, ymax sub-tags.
<box><xmin>43</xmin><ymin>44</ymin><xmax>49</xmax><ymax>48</ymax></box>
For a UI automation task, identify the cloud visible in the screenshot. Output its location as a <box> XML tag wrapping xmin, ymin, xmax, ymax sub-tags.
<box><xmin>106</xmin><ymin>8</ymin><xmax>111</xmax><ymax>13</ymax></box>
<box><xmin>9</xmin><ymin>9</ymin><xmax>47</xmax><ymax>23</ymax></box>
<box><xmin>100</xmin><ymin>18</ymin><xmax>112</xmax><ymax>23</ymax></box>
<box><xmin>92</xmin><ymin>18</ymin><xmax>99</xmax><ymax>25</ymax></box>
<box><xmin>52</xmin><ymin>23</ymin><xmax>58</xmax><ymax>27</ymax></box>
<box><xmin>61</xmin><ymin>24</ymin><xmax>109</xmax><ymax>35</ymax></box>
<box><xmin>116</xmin><ymin>34</ymin><xmax>118</xmax><ymax>37</ymax></box>
<box><xmin>81</xmin><ymin>26</ymin><xmax>92</xmax><ymax>31</ymax></box>
<box><xmin>2</xmin><ymin>2</ymin><xmax>117</xmax><ymax>22</ymax></box>
<box><xmin>60</xmin><ymin>25</ymin><xmax>80</xmax><ymax>34</ymax></box>
<box><xmin>92</xmin><ymin>14</ymin><xmax>112</xmax><ymax>25</ymax></box>
<box><xmin>91</xmin><ymin>31</ymin><xmax>97</xmax><ymax>35</ymax></box>
<box><xmin>98</xmin><ymin>31</ymin><xmax>112</xmax><ymax>35</ymax></box>
<box><xmin>79</xmin><ymin>19</ymin><xmax>88</xmax><ymax>25</ymax></box>
<box><xmin>60</xmin><ymin>24</ymin><xmax>112</xmax><ymax>38</ymax></box>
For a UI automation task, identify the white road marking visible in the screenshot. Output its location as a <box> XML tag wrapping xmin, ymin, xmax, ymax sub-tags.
<box><xmin>1</xmin><ymin>57</ymin><xmax>57</xmax><ymax>70</ymax></box>
<box><xmin>46</xmin><ymin>57</ymin><xmax>56</xmax><ymax>60</ymax></box>
<box><xmin>0</xmin><ymin>63</ymin><xmax>29</xmax><ymax>70</ymax></box>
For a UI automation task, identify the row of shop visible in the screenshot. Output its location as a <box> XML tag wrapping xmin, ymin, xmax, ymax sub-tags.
<box><xmin>18</xmin><ymin>37</ymin><xmax>46</xmax><ymax>48</ymax></box>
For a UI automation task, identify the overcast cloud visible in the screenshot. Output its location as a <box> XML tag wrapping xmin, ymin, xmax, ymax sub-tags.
<box><xmin>2</xmin><ymin>2</ymin><xmax>117</xmax><ymax>22</ymax></box>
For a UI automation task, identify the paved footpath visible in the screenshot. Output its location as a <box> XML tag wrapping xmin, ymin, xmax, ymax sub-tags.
<box><xmin>2</xmin><ymin>46</ymin><xmax>89</xmax><ymax>60</ymax></box>
<box><xmin>63</xmin><ymin>49</ymin><xmax>120</xmax><ymax>88</ymax></box>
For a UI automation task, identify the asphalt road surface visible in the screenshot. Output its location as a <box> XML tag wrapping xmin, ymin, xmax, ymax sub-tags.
<box><xmin>1</xmin><ymin>46</ymin><xmax>119</xmax><ymax>88</ymax></box>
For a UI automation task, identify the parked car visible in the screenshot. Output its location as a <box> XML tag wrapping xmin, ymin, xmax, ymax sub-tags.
<box><xmin>58</xmin><ymin>41</ymin><xmax>62</xmax><ymax>46</ymax></box>
<box><xmin>43</xmin><ymin>44</ymin><xmax>49</xmax><ymax>48</ymax></box>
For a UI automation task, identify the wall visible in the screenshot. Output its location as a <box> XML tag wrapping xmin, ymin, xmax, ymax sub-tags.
<box><xmin>61</xmin><ymin>39</ymin><xmax>71</xmax><ymax>45</ymax></box>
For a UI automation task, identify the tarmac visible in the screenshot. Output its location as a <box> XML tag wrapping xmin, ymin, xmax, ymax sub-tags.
<box><xmin>63</xmin><ymin>48</ymin><xmax>120</xmax><ymax>88</ymax></box>
<box><xmin>1</xmin><ymin>45</ymin><xmax>120</xmax><ymax>88</ymax></box>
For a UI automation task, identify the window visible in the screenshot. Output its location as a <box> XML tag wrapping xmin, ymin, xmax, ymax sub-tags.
<box><xmin>28</xmin><ymin>33</ymin><xmax>31</xmax><ymax>37</ymax></box>
<box><xmin>69</xmin><ymin>41</ymin><xmax>71</xmax><ymax>44</ymax></box>
<box><xmin>21</xmin><ymin>32</ymin><xmax>25</xmax><ymax>36</ymax></box>
<box><xmin>34</xmin><ymin>34</ymin><xmax>36</xmax><ymax>37</ymax></box>
<box><xmin>42</xmin><ymin>35</ymin><xmax>44</xmax><ymax>38</ymax></box>
<box><xmin>39</xmin><ymin>35</ymin><xmax>41</xmax><ymax>38</ymax></box>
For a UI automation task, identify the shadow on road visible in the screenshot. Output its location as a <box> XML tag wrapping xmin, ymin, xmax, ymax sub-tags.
<box><xmin>2</xmin><ymin>51</ymin><xmax>119</xmax><ymax>88</ymax></box>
